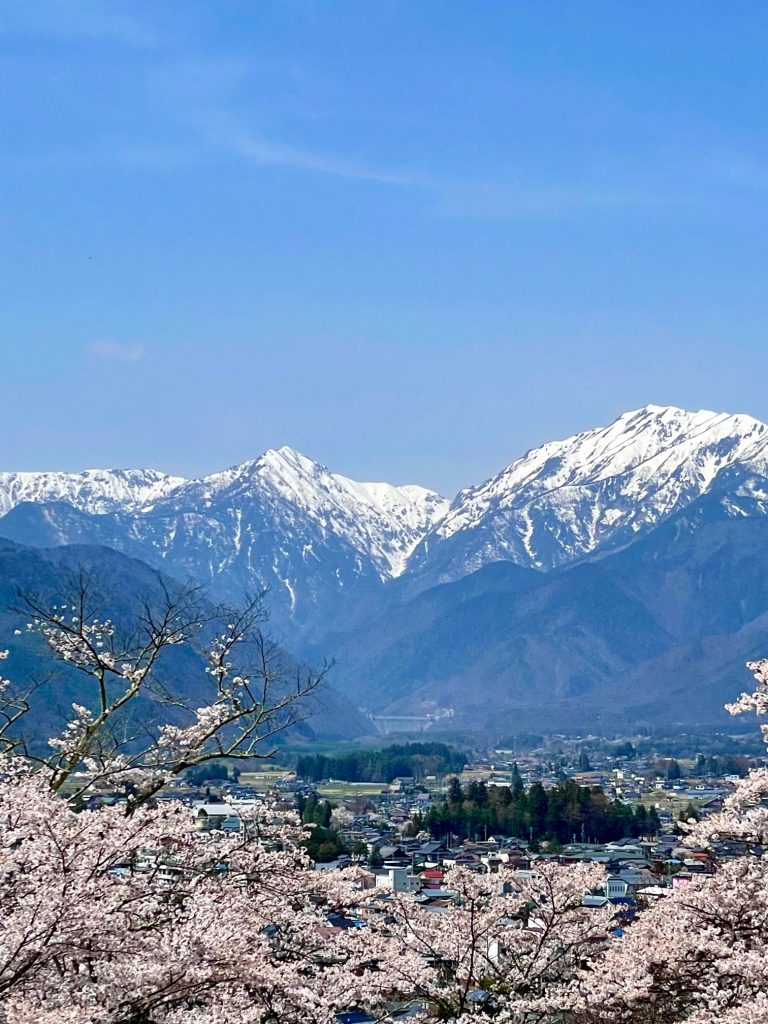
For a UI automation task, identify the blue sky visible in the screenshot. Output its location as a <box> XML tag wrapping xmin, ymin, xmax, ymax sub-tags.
<box><xmin>3</xmin><ymin>1</ymin><xmax>768</xmax><ymax>495</ymax></box>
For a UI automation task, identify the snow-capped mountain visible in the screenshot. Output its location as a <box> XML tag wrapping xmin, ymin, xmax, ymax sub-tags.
<box><xmin>156</xmin><ymin>446</ymin><xmax>449</xmax><ymax>580</ymax></box>
<box><xmin>0</xmin><ymin>447</ymin><xmax>448</xmax><ymax>640</ymax></box>
<box><xmin>6</xmin><ymin>405</ymin><xmax>768</xmax><ymax>653</ymax></box>
<box><xmin>7</xmin><ymin>406</ymin><xmax>768</xmax><ymax>731</ymax></box>
<box><xmin>0</xmin><ymin>468</ymin><xmax>185</xmax><ymax>517</ymax></box>
<box><xmin>407</xmin><ymin>404</ymin><xmax>768</xmax><ymax>585</ymax></box>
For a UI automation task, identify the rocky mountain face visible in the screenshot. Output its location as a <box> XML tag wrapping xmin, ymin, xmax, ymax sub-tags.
<box><xmin>5</xmin><ymin>406</ymin><xmax>768</xmax><ymax>734</ymax></box>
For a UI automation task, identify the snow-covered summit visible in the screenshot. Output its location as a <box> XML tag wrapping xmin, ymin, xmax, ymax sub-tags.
<box><xmin>331</xmin><ymin>477</ymin><xmax>449</xmax><ymax>574</ymax></box>
<box><xmin>6</xmin><ymin>407</ymin><xmax>768</xmax><ymax>634</ymax></box>
<box><xmin>0</xmin><ymin>449</ymin><xmax>448</xmax><ymax>582</ymax></box>
<box><xmin>0</xmin><ymin>467</ymin><xmax>186</xmax><ymax>518</ymax></box>
<box><xmin>149</xmin><ymin>446</ymin><xmax>448</xmax><ymax>580</ymax></box>
<box><xmin>408</xmin><ymin>404</ymin><xmax>768</xmax><ymax>581</ymax></box>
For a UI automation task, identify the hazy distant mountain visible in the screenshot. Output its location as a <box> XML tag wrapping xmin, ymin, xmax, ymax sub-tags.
<box><xmin>328</xmin><ymin>490</ymin><xmax>768</xmax><ymax>733</ymax></box>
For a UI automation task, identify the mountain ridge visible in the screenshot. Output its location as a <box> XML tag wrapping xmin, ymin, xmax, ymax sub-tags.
<box><xmin>326</xmin><ymin>490</ymin><xmax>768</xmax><ymax>733</ymax></box>
<box><xmin>406</xmin><ymin>404</ymin><xmax>768</xmax><ymax>587</ymax></box>
<box><xmin>0</xmin><ymin>447</ymin><xmax>449</xmax><ymax>641</ymax></box>
<box><xmin>4</xmin><ymin>403</ymin><xmax>768</xmax><ymax>734</ymax></box>
<box><xmin>0</xmin><ymin>536</ymin><xmax>371</xmax><ymax>745</ymax></box>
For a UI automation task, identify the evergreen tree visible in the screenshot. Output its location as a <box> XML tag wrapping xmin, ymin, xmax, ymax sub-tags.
<box><xmin>423</xmin><ymin>778</ymin><xmax>646</xmax><ymax>845</ymax></box>
<box><xmin>447</xmin><ymin>777</ymin><xmax>462</xmax><ymax>805</ymax></box>
<box><xmin>679</xmin><ymin>801</ymin><xmax>700</xmax><ymax>823</ymax></box>
<box><xmin>634</xmin><ymin>804</ymin><xmax>648</xmax><ymax>834</ymax></box>
<box><xmin>511</xmin><ymin>762</ymin><xmax>524</xmax><ymax>796</ymax></box>
<box><xmin>527</xmin><ymin>782</ymin><xmax>548</xmax><ymax>839</ymax></box>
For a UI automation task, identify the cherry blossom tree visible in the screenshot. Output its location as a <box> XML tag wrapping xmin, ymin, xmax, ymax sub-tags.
<box><xmin>1</xmin><ymin>573</ymin><xmax>330</xmax><ymax>809</ymax></box>
<box><xmin>0</xmin><ymin>580</ymin><xmax>409</xmax><ymax>1022</ymax></box>
<box><xmin>0</xmin><ymin>574</ymin><xmax>614</xmax><ymax>1024</ymax></box>
<box><xmin>382</xmin><ymin>861</ymin><xmax>613</xmax><ymax>1022</ymax></box>
<box><xmin>0</xmin><ymin>762</ymin><xmax>415</xmax><ymax>1024</ymax></box>
<box><xmin>15</xmin><ymin>577</ymin><xmax>768</xmax><ymax>1022</ymax></box>
<box><xmin>551</xmin><ymin>658</ymin><xmax>768</xmax><ymax>1024</ymax></box>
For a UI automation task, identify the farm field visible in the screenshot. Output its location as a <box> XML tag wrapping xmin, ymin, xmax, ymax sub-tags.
<box><xmin>316</xmin><ymin>781</ymin><xmax>389</xmax><ymax>798</ymax></box>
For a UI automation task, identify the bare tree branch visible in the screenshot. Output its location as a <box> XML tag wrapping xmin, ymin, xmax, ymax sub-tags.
<box><xmin>3</xmin><ymin>573</ymin><xmax>329</xmax><ymax>813</ymax></box>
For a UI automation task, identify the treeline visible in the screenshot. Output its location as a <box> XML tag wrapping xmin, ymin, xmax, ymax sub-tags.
<box><xmin>692</xmin><ymin>753</ymin><xmax>750</xmax><ymax>777</ymax></box>
<box><xmin>652</xmin><ymin>755</ymin><xmax>750</xmax><ymax>780</ymax></box>
<box><xmin>295</xmin><ymin>742</ymin><xmax>466</xmax><ymax>783</ymax></box>
<box><xmin>415</xmin><ymin>777</ymin><xmax>660</xmax><ymax>845</ymax></box>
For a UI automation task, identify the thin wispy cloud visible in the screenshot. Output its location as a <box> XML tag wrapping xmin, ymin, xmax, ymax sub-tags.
<box><xmin>88</xmin><ymin>342</ymin><xmax>145</xmax><ymax>363</ymax></box>
<box><xmin>0</xmin><ymin>7</ymin><xmax>733</xmax><ymax>223</ymax></box>
<box><xmin>0</xmin><ymin>4</ymin><xmax>689</xmax><ymax>224</ymax></box>
<box><xmin>232</xmin><ymin>130</ymin><xmax>664</xmax><ymax>218</ymax></box>
<box><xmin>233</xmin><ymin>132</ymin><xmax>435</xmax><ymax>189</ymax></box>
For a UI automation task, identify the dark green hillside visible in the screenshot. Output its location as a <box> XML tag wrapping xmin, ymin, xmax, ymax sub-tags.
<box><xmin>0</xmin><ymin>540</ymin><xmax>370</xmax><ymax>749</ymax></box>
<box><xmin>327</xmin><ymin>495</ymin><xmax>768</xmax><ymax>734</ymax></box>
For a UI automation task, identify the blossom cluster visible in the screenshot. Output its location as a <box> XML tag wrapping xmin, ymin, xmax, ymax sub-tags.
<box><xmin>4</xmin><ymin>585</ymin><xmax>768</xmax><ymax>1022</ymax></box>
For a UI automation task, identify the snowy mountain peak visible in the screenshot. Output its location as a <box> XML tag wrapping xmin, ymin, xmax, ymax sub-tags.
<box><xmin>0</xmin><ymin>448</ymin><xmax>450</xmax><ymax>622</ymax></box>
<box><xmin>408</xmin><ymin>404</ymin><xmax>768</xmax><ymax>583</ymax></box>
<box><xmin>197</xmin><ymin>447</ymin><xmax>449</xmax><ymax>578</ymax></box>
<box><xmin>260</xmin><ymin>445</ymin><xmax>319</xmax><ymax>477</ymax></box>
<box><xmin>488</xmin><ymin>405</ymin><xmax>766</xmax><ymax>497</ymax></box>
<box><xmin>0</xmin><ymin>467</ymin><xmax>186</xmax><ymax>518</ymax></box>
<box><xmin>6</xmin><ymin>408</ymin><xmax>768</xmax><ymax>638</ymax></box>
